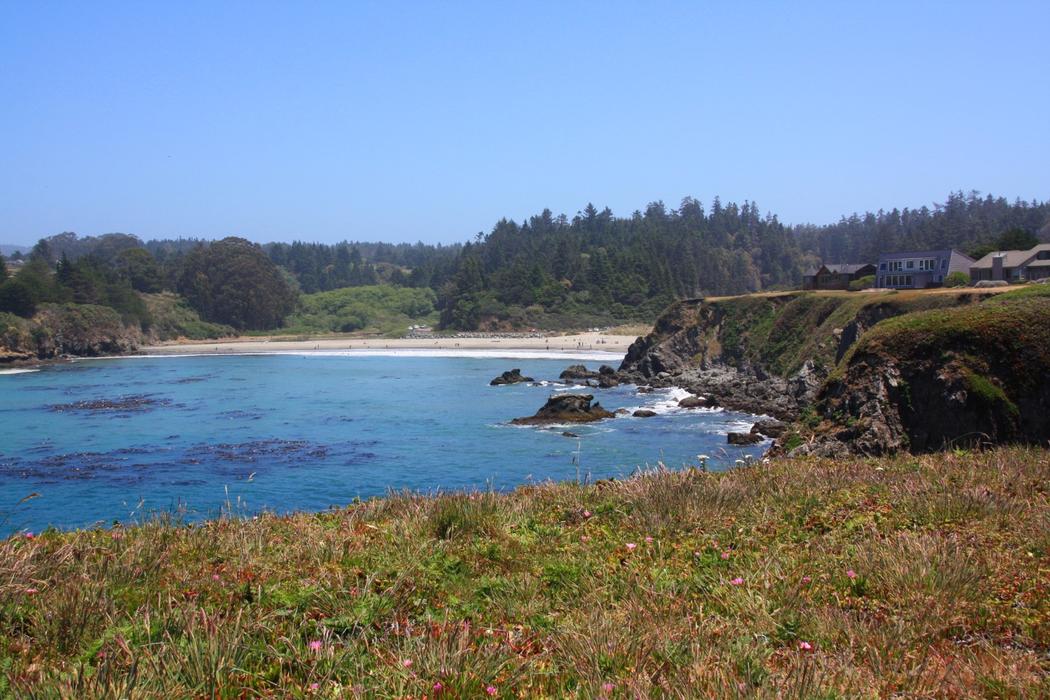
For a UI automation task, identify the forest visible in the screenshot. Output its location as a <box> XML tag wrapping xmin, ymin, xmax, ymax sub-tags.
<box><xmin>1</xmin><ymin>191</ymin><xmax>1047</xmax><ymax>334</ymax></box>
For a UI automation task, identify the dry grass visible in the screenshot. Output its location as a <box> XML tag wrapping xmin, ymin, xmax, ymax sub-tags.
<box><xmin>1</xmin><ymin>448</ymin><xmax>1048</xmax><ymax>697</ymax></box>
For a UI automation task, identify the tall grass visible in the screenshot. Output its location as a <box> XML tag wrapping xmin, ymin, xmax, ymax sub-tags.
<box><xmin>1</xmin><ymin>447</ymin><xmax>1047</xmax><ymax>696</ymax></box>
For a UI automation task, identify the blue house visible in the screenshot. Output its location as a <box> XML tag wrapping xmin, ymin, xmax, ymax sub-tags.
<box><xmin>875</xmin><ymin>249</ymin><xmax>974</xmax><ymax>289</ymax></box>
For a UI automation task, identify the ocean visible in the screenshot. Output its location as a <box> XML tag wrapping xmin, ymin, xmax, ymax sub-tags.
<box><xmin>0</xmin><ymin>352</ymin><xmax>766</xmax><ymax>535</ymax></box>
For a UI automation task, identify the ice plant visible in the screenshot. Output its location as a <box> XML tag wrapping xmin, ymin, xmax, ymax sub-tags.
<box><xmin>402</xmin><ymin>659</ymin><xmax>413</xmax><ymax>668</ymax></box>
<box><xmin>433</xmin><ymin>681</ymin><xmax>444</xmax><ymax>693</ymax></box>
<box><xmin>486</xmin><ymin>686</ymin><xmax>497</xmax><ymax>696</ymax></box>
<box><xmin>798</xmin><ymin>641</ymin><xmax>813</xmax><ymax>650</ymax></box>
<box><xmin>730</xmin><ymin>577</ymin><xmax>744</xmax><ymax>585</ymax></box>
<box><xmin>644</xmin><ymin>536</ymin><xmax>653</xmax><ymax>544</ymax></box>
<box><xmin>721</xmin><ymin>550</ymin><xmax>730</xmax><ymax>560</ymax></box>
<box><xmin>625</xmin><ymin>542</ymin><xmax>637</xmax><ymax>551</ymax></box>
<box><xmin>581</xmin><ymin>535</ymin><xmax>591</xmax><ymax>543</ymax></box>
<box><xmin>308</xmin><ymin>640</ymin><xmax>323</xmax><ymax>651</ymax></box>
<box><xmin>801</xmin><ymin>575</ymin><xmax>812</xmax><ymax>584</ymax></box>
<box><xmin>583</xmin><ymin>510</ymin><xmax>592</xmax><ymax>518</ymax></box>
<box><xmin>846</xmin><ymin>569</ymin><xmax>857</xmax><ymax>579</ymax></box>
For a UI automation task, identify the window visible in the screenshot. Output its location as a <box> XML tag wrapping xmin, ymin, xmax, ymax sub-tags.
<box><xmin>905</xmin><ymin>275</ymin><xmax>913</xmax><ymax>286</ymax></box>
<box><xmin>889</xmin><ymin>261</ymin><xmax>903</xmax><ymax>272</ymax></box>
<box><xmin>906</xmin><ymin>260</ymin><xmax>915</xmax><ymax>269</ymax></box>
<box><xmin>879</xmin><ymin>262</ymin><xmax>886</xmax><ymax>270</ymax></box>
<box><xmin>941</xmin><ymin>258</ymin><xmax>948</xmax><ymax>269</ymax></box>
<box><xmin>919</xmin><ymin>258</ymin><xmax>936</xmax><ymax>271</ymax></box>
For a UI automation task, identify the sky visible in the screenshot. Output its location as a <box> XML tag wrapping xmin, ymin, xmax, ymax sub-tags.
<box><xmin>1</xmin><ymin>1</ymin><xmax>1048</xmax><ymax>246</ymax></box>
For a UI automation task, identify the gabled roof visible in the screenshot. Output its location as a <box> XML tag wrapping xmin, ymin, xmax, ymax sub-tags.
<box><xmin>878</xmin><ymin>249</ymin><xmax>973</xmax><ymax>262</ymax></box>
<box><xmin>970</xmin><ymin>243</ymin><xmax>1050</xmax><ymax>269</ymax></box>
<box><xmin>822</xmin><ymin>263</ymin><xmax>873</xmax><ymax>275</ymax></box>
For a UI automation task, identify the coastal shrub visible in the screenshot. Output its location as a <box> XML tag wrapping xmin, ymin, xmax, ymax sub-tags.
<box><xmin>427</xmin><ymin>493</ymin><xmax>500</xmax><ymax>540</ymax></box>
<box><xmin>945</xmin><ymin>271</ymin><xmax>970</xmax><ymax>287</ymax></box>
<box><xmin>278</xmin><ymin>285</ymin><xmax>437</xmax><ymax>336</ymax></box>
<box><xmin>848</xmin><ymin>275</ymin><xmax>875</xmax><ymax>291</ymax></box>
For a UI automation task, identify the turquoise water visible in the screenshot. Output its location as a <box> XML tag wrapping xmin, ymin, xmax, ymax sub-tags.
<box><xmin>0</xmin><ymin>353</ymin><xmax>766</xmax><ymax>535</ymax></box>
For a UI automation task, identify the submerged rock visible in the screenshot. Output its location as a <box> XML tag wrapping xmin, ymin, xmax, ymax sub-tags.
<box><xmin>512</xmin><ymin>394</ymin><xmax>615</xmax><ymax>425</ymax></box>
<box><xmin>490</xmin><ymin>368</ymin><xmax>534</xmax><ymax>386</ymax></box>
<box><xmin>632</xmin><ymin>409</ymin><xmax>657</xmax><ymax>418</ymax></box>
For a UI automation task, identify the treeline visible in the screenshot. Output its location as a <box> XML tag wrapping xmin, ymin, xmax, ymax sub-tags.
<box><xmin>3</xmin><ymin>191</ymin><xmax>1048</xmax><ymax>334</ymax></box>
<box><xmin>795</xmin><ymin>191</ymin><xmax>1050</xmax><ymax>264</ymax></box>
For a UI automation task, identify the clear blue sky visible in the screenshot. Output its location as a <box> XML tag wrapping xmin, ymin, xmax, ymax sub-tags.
<box><xmin>1</xmin><ymin>1</ymin><xmax>1047</xmax><ymax>245</ymax></box>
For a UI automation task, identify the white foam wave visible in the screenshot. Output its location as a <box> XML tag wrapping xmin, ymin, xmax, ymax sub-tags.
<box><xmin>623</xmin><ymin>386</ymin><xmax>725</xmax><ymax>417</ymax></box>
<box><xmin>0</xmin><ymin>368</ymin><xmax>40</xmax><ymax>375</ymax></box>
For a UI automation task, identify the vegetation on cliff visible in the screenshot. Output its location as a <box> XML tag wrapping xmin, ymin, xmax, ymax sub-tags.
<box><xmin>2</xmin><ymin>448</ymin><xmax>1046</xmax><ymax>696</ymax></box>
<box><xmin>807</xmin><ymin>285</ymin><xmax>1050</xmax><ymax>453</ymax></box>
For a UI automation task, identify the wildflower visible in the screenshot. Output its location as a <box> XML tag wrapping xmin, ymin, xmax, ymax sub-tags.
<box><xmin>798</xmin><ymin>641</ymin><xmax>813</xmax><ymax>651</ymax></box>
<box><xmin>26</xmin><ymin>588</ymin><xmax>39</xmax><ymax>595</ymax></box>
<box><xmin>583</xmin><ymin>510</ymin><xmax>592</xmax><ymax>518</ymax></box>
<box><xmin>308</xmin><ymin>640</ymin><xmax>323</xmax><ymax>651</ymax></box>
<box><xmin>625</xmin><ymin>543</ymin><xmax>637</xmax><ymax>551</ymax></box>
<box><xmin>24</xmin><ymin>532</ymin><xmax>34</xmax><ymax>540</ymax></box>
<box><xmin>433</xmin><ymin>681</ymin><xmax>444</xmax><ymax>693</ymax></box>
<box><xmin>111</xmin><ymin>531</ymin><xmax>123</xmax><ymax>540</ymax></box>
<box><xmin>402</xmin><ymin>658</ymin><xmax>413</xmax><ymax>668</ymax></box>
<box><xmin>486</xmin><ymin>686</ymin><xmax>497</xmax><ymax>696</ymax></box>
<box><xmin>721</xmin><ymin>550</ymin><xmax>730</xmax><ymax>560</ymax></box>
<box><xmin>212</xmin><ymin>574</ymin><xmax>221</xmax><ymax>581</ymax></box>
<box><xmin>801</xmin><ymin>575</ymin><xmax>812</xmax><ymax>584</ymax></box>
<box><xmin>730</xmin><ymin>577</ymin><xmax>744</xmax><ymax>586</ymax></box>
<box><xmin>309</xmin><ymin>683</ymin><xmax>320</xmax><ymax>691</ymax></box>
<box><xmin>602</xmin><ymin>681</ymin><xmax>615</xmax><ymax>692</ymax></box>
<box><xmin>846</xmin><ymin>569</ymin><xmax>857</xmax><ymax>580</ymax></box>
<box><xmin>644</xmin><ymin>536</ymin><xmax>653</xmax><ymax>544</ymax></box>
<box><xmin>581</xmin><ymin>535</ymin><xmax>591</xmax><ymax>543</ymax></box>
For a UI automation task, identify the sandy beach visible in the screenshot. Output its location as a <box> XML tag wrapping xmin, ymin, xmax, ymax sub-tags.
<box><xmin>138</xmin><ymin>332</ymin><xmax>639</xmax><ymax>357</ymax></box>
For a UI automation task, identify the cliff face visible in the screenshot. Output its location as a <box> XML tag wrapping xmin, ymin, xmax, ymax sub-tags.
<box><xmin>617</xmin><ymin>291</ymin><xmax>984</xmax><ymax>420</ymax></box>
<box><xmin>0</xmin><ymin>304</ymin><xmax>141</xmax><ymax>363</ymax></box>
<box><xmin>795</xmin><ymin>288</ymin><xmax>1050</xmax><ymax>455</ymax></box>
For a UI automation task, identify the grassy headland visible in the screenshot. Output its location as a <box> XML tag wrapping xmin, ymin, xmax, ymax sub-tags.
<box><xmin>3</xmin><ymin>448</ymin><xmax>1047</xmax><ymax>697</ymax></box>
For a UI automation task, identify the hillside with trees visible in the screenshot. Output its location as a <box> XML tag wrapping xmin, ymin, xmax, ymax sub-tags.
<box><xmin>1</xmin><ymin>191</ymin><xmax>1048</xmax><ymax>349</ymax></box>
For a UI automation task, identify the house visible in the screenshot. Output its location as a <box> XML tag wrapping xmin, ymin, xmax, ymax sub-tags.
<box><xmin>969</xmin><ymin>243</ymin><xmax>1050</xmax><ymax>283</ymax></box>
<box><xmin>875</xmin><ymin>250</ymin><xmax>974</xmax><ymax>289</ymax></box>
<box><xmin>802</xmin><ymin>263</ymin><xmax>877</xmax><ymax>290</ymax></box>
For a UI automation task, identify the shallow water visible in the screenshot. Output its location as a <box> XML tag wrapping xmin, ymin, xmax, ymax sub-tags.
<box><xmin>0</xmin><ymin>353</ymin><xmax>767</xmax><ymax>534</ymax></box>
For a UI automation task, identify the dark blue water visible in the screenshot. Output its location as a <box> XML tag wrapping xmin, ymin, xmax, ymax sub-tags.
<box><xmin>0</xmin><ymin>353</ymin><xmax>767</xmax><ymax>535</ymax></box>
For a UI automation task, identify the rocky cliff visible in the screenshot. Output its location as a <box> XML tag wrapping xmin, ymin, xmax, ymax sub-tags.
<box><xmin>0</xmin><ymin>304</ymin><xmax>141</xmax><ymax>363</ymax></box>
<box><xmin>787</xmin><ymin>287</ymin><xmax>1050</xmax><ymax>455</ymax></box>
<box><xmin>617</xmin><ymin>290</ymin><xmax>984</xmax><ymax>419</ymax></box>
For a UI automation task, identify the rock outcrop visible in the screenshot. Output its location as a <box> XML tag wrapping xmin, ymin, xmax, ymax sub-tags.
<box><xmin>781</xmin><ymin>290</ymin><xmax>1050</xmax><ymax>455</ymax></box>
<box><xmin>512</xmin><ymin>394</ymin><xmax>615</xmax><ymax>425</ymax></box>
<box><xmin>490</xmin><ymin>368</ymin><xmax>534</xmax><ymax>386</ymax></box>
<box><xmin>727</xmin><ymin>431</ymin><xmax>763</xmax><ymax>445</ymax></box>
<box><xmin>632</xmin><ymin>409</ymin><xmax>657</xmax><ymax>418</ymax></box>
<box><xmin>559</xmin><ymin>365</ymin><xmax>600</xmax><ymax>382</ymax></box>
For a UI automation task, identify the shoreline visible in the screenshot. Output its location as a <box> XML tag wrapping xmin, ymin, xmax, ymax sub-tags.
<box><xmin>137</xmin><ymin>332</ymin><xmax>637</xmax><ymax>357</ymax></box>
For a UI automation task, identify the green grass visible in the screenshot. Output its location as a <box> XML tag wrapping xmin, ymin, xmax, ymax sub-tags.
<box><xmin>142</xmin><ymin>292</ymin><xmax>236</xmax><ymax>341</ymax></box>
<box><xmin>265</xmin><ymin>285</ymin><xmax>439</xmax><ymax>337</ymax></box>
<box><xmin>2</xmin><ymin>448</ymin><xmax>1048</xmax><ymax>697</ymax></box>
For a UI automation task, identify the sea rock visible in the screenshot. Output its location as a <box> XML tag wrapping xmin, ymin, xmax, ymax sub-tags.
<box><xmin>559</xmin><ymin>364</ymin><xmax>600</xmax><ymax>381</ymax></box>
<box><xmin>633</xmin><ymin>409</ymin><xmax>657</xmax><ymax>418</ymax></box>
<box><xmin>490</xmin><ymin>368</ymin><xmax>534</xmax><ymax>386</ymax></box>
<box><xmin>615</xmin><ymin>408</ymin><xmax>630</xmax><ymax>415</ymax></box>
<box><xmin>751</xmin><ymin>418</ymin><xmax>787</xmax><ymax>438</ymax></box>
<box><xmin>598</xmin><ymin>365</ymin><xmax>617</xmax><ymax>376</ymax></box>
<box><xmin>727</xmin><ymin>431</ymin><xmax>763</xmax><ymax>445</ymax></box>
<box><xmin>678</xmin><ymin>395</ymin><xmax>714</xmax><ymax>409</ymax></box>
<box><xmin>512</xmin><ymin>394</ymin><xmax>615</xmax><ymax>425</ymax></box>
<box><xmin>598</xmin><ymin>374</ymin><xmax>620</xmax><ymax>388</ymax></box>
<box><xmin>562</xmin><ymin>431</ymin><xmax>580</xmax><ymax>438</ymax></box>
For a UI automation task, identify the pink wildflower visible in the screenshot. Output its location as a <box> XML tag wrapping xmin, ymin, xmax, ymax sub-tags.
<box><xmin>801</xmin><ymin>575</ymin><xmax>812</xmax><ymax>584</ymax></box>
<box><xmin>26</xmin><ymin>588</ymin><xmax>39</xmax><ymax>595</ymax></box>
<box><xmin>486</xmin><ymin>686</ymin><xmax>497</xmax><ymax>696</ymax></box>
<box><xmin>846</xmin><ymin>569</ymin><xmax>857</xmax><ymax>580</ymax></box>
<box><xmin>402</xmin><ymin>658</ymin><xmax>413</xmax><ymax>668</ymax></box>
<box><xmin>308</xmin><ymin>640</ymin><xmax>323</xmax><ymax>651</ymax></box>
<box><xmin>602</xmin><ymin>681</ymin><xmax>615</xmax><ymax>692</ymax></box>
<box><xmin>212</xmin><ymin>574</ymin><xmax>221</xmax><ymax>581</ymax></box>
<box><xmin>798</xmin><ymin>641</ymin><xmax>813</xmax><ymax>650</ymax></box>
<box><xmin>433</xmin><ymin>681</ymin><xmax>444</xmax><ymax>693</ymax></box>
<box><xmin>581</xmin><ymin>535</ymin><xmax>590</xmax><ymax>543</ymax></box>
<box><xmin>24</xmin><ymin>532</ymin><xmax>34</xmax><ymax>540</ymax></box>
<box><xmin>644</xmin><ymin>536</ymin><xmax>653</xmax><ymax>544</ymax></box>
<box><xmin>625</xmin><ymin>542</ymin><xmax>637</xmax><ymax>551</ymax></box>
<box><xmin>583</xmin><ymin>510</ymin><xmax>592</xmax><ymax>518</ymax></box>
<box><xmin>730</xmin><ymin>577</ymin><xmax>744</xmax><ymax>586</ymax></box>
<box><xmin>309</xmin><ymin>683</ymin><xmax>320</xmax><ymax>691</ymax></box>
<box><xmin>721</xmin><ymin>550</ymin><xmax>730</xmax><ymax>560</ymax></box>
<box><xmin>111</xmin><ymin>531</ymin><xmax>123</xmax><ymax>540</ymax></box>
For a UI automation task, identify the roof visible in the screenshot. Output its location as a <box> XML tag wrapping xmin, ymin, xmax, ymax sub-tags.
<box><xmin>822</xmin><ymin>263</ymin><xmax>874</xmax><ymax>275</ymax></box>
<box><xmin>970</xmin><ymin>244</ymin><xmax>1050</xmax><ymax>269</ymax></box>
<box><xmin>877</xmin><ymin>249</ymin><xmax>973</xmax><ymax>262</ymax></box>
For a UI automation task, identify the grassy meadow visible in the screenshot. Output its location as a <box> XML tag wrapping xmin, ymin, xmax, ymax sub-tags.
<box><xmin>2</xmin><ymin>448</ymin><xmax>1048</xmax><ymax>697</ymax></box>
